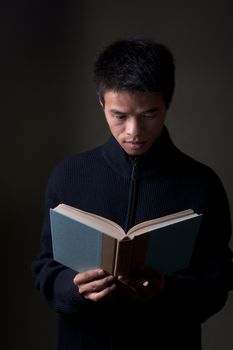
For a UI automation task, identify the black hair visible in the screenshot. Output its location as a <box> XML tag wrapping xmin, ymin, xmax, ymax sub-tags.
<box><xmin>93</xmin><ymin>38</ymin><xmax>175</xmax><ymax>108</ymax></box>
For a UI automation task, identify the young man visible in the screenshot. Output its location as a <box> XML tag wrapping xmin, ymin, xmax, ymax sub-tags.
<box><xmin>32</xmin><ymin>38</ymin><xmax>233</xmax><ymax>349</ymax></box>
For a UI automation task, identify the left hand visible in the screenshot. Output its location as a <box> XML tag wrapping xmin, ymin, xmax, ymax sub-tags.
<box><xmin>117</xmin><ymin>265</ymin><xmax>165</xmax><ymax>302</ymax></box>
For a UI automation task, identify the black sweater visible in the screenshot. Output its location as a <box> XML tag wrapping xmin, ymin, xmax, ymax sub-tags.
<box><xmin>32</xmin><ymin>127</ymin><xmax>233</xmax><ymax>350</ymax></box>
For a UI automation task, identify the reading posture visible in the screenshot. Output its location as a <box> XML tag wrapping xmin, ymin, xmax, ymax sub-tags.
<box><xmin>32</xmin><ymin>38</ymin><xmax>233</xmax><ymax>350</ymax></box>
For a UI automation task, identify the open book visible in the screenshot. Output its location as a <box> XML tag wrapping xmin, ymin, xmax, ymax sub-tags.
<box><xmin>50</xmin><ymin>204</ymin><xmax>203</xmax><ymax>275</ymax></box>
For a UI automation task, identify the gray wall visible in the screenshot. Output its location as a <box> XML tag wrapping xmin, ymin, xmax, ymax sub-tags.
<box><xmin>2</xmin><ymin>1</ymin><xmax>233</xmax><ymax>349</ymax></box>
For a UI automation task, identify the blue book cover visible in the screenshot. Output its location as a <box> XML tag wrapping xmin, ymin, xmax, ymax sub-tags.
<box><xmin>50</xmin><ymin>209</ymin><xmax>117</xmax><ymax>273</ymax></box>
<box><xmin>50</xmin><ymin>204</ymin><xmax>203</xmax><ymax>275</ymax></box>
<box><xmin>133</xmin><ymin>216</ymin><xmax>203</xmax><ymax>274</ymax></box>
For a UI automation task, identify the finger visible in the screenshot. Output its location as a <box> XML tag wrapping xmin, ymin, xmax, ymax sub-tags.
<box><xmin>142</xmin><ymin>280</ymin><xmax>149</xmax><ymax>286</ymax></box>
<box><xmin>79</xmin><ymin>274</ymin><xmax>115</xmax><ymax>294</ymax></box>
<box><xmin>118</xmin><ymin>275</ymin><xmax>158</xmax><ymax>301</ymax></box>
<box><xmin>73</xmin><ymin>269</ymin><xmax>106</xmax><ymax>285</ymax></box>
<box><xmin>85</xmin><ymin>283</ymin><xmax>117</xmax><ymax>302</ymax></box>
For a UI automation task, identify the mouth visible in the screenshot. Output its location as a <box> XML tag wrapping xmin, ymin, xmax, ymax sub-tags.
<box><xmin>124</xmin><ymin>140</ymin><xmax>145</xmax><ymax>150</ymax></box>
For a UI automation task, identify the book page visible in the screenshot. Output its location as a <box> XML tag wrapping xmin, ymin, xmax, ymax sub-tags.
<box><xmin>54</xmin><ymin>204</ymin><xmax>126</xmax><ymax>240</ymax></box>
<box><xmin>127</xmin><ymin>209</ymin><xmax>196</xmax><ymax>237</ymax></box>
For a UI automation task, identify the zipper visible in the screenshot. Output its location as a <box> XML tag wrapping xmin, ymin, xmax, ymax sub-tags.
<box><xmin>124</xmin><ymin>157</ymin><xmax>139</xmax><ymax>232</ymax></box>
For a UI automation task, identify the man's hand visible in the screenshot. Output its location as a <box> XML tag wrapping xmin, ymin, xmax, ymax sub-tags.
<box><xmin>73</xmin><ymin>269</ymin><xmax>117</xmax><ymax>302</ymax></box>
<box><xmin>73</xmin><ymin>265</ymin><xmax>165</xmax><ymax>304</ymax></box>
<box><xmin>117</xmin><ymin>265</ymin><xmax>165</xmax><ymax>302</ymax></box>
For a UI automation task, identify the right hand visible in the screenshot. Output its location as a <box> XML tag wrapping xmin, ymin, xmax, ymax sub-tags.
<box><xmin>73</xmin><ymin>269</ymin><xmax>117</xmax><ymax>302</ymax></box>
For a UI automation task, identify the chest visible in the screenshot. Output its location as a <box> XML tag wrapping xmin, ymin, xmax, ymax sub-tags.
<box><xmin>61</xmin><ymin>165</ymin><xmax>206</xmax><ymax>230</ymax></box>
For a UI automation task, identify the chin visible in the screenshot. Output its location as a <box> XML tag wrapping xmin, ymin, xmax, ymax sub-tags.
<box><xmin>125</xmin><ymin>149</ymin><xmax>147</xmax><ymax>156</ymax></box>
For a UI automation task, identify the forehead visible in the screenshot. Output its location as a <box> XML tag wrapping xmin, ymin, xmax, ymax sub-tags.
<box><xmin>103</xmin><ymin>90</ymin><xmax>165</xmax><ymax>111</ymax></box>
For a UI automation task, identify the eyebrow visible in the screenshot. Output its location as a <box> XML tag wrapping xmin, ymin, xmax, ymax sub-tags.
<box><xmin>140</xmin><ymin>108</ymin><xmax>159</xmax><ymax>114</ymax></box>
<box><xmin>110</xmin><ymin>107</ymin><xmax>159</xmax><ymax>115</ymax></box>
<box><xmin>110</xmin><ymin>109</ymin><xmax>126</xmax><ymax>115</ymax></box>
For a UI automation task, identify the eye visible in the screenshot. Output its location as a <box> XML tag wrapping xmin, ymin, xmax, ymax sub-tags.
<box><xmin>140</xmin><ymin>109</ymin><xmax>159</xmax><ymax>119</ymax></box>
<box><xmin>113</xmin><ymin>114</ymin><xmax>126</xmax><ymax>120</ymax></box>
<box><xmin>142</xmin><ymin>113</ymin><xmax>157</xmax><ymax>119</ymax></box>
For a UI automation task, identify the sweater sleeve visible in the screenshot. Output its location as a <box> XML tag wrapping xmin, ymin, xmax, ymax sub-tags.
<box><xmin>31</xmin><ymin>165</ymin><xmax>89</xmax><ymax>316</ymax></box>
<box><xmin>155</xmin><ymin>171</ymin><xmax>233</xmax><ymax>323</ymax></box>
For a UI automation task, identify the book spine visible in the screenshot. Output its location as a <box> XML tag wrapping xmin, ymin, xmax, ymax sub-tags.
<box><xmin>101</xmin><ymin>235</ymin><xmax>117</xmax><ymax>274</ymax></box>
<box><xmin>114</xmin><ymin>238</ymin><xmax>133</xmax><ymax>276</ymax></box>
<box><xmin>130</xmin><ymin>234</ymin><xmax>149</xmax><ymax>271</ymax></box>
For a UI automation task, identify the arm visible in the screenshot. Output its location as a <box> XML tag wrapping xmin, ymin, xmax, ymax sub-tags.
<box><xmin>160</xmin><ymin>175</ymin><xmax>233</xmax><ymax>323</ymax></box>
<box><xmin>32</xmin><ymin>167</ymin><xmax>122</xmax><ymax>315</ymax></box>
<box><xmin>124</xmin><ymin>172</ymin><xmax>233</xmax><ymax>322</ymax></box>
<box><xmin>112</xmin><ymin>171</ymin><xmax>233</xmax><ymax>323</ymax></box>
<box><xmin>31</xmin><ymin>168</ymin><xmax>90</xmax><ymax>315</ymax></box>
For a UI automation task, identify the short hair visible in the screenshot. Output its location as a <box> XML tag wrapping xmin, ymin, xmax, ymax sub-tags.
<box><xmin>93</xmin><ymin>38</ymin><xmax>175</xmax><ymax>108</ymax></box>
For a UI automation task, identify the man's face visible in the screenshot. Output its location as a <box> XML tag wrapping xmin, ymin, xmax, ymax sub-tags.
<box><xmin>103</xmin><ymin>90</ymin><xmax>168</xmax><ymax>156</ymax></box>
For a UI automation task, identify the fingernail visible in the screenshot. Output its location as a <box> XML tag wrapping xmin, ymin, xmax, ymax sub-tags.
<box><xmin>117</xmin><ymin>275</ymin><xmax>125</xmax><ymax>281</ymax></box>
<box><xmin>107</xmin><ymin>275</ymin><xmax>114</xmax><ymax>281</ymax></box>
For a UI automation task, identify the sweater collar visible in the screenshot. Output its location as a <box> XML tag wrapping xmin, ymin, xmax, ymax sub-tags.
<box><xmin>102</xmin><ymin>126</ymin><xmax>181</xmax><ymax>178</ymax></box>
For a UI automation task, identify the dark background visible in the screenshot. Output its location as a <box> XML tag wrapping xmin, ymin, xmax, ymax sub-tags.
<box><xmin>2</xmin><ymin>1</ymin><xmax>233</xmax><ymax>349</ymax></box>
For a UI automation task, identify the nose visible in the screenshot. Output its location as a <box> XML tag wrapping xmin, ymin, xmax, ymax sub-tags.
<box><xmin>126</xmin><ymin>117</ymin><xmax>142</xmax><ymax>136</ymax></box>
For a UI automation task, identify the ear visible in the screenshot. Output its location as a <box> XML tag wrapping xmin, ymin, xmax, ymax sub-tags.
<box><xmin>99</xmin><ymin>99</ymin><xmax>104</xmax><ymax>108</ymax></box>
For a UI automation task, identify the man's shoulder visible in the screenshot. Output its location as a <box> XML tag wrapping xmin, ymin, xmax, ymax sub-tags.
<box><xmin>177</xmin><ymin>149</ymin><xmax>224</xmax><ymax>187</ymax></box>
<box><xmin>62</xmin><ymin>145</ymin><xmax>103</xmax><ymax>165</ymax></box>
<box><xmin>49</xmin><ymin>144</ymin><xmax>104</xmax><ymax>179</ymax></box>
<box><xmin>164</xmin><ymin>127</ymin><xmax>221</xmax><ymax>180</ymax></box>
